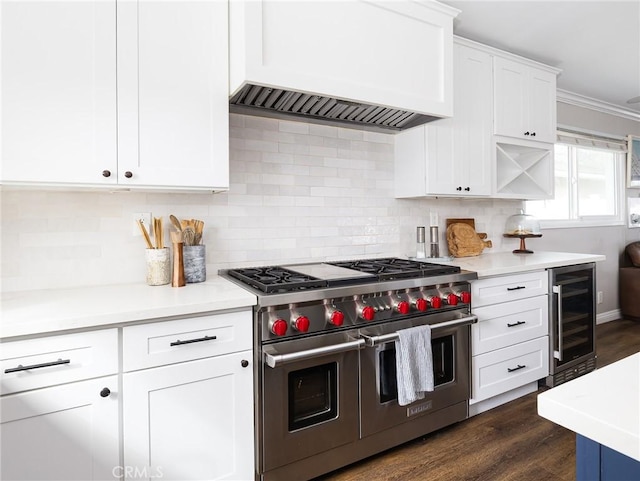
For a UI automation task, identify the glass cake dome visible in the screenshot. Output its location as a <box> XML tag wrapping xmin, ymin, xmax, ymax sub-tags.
<box><xmin>504</xmin><ymin>209</ymin><xmax>541</xmax><ymax>236</ymax></box>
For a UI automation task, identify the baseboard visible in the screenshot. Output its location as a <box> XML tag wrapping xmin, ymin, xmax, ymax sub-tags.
<box><xmin>597</xmin><ymin>309</ymin><xmax>621</xmax><ymax>324</ymax></box>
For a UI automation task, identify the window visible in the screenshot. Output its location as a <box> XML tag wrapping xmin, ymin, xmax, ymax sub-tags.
<box><xmin>525</xmin><ymin>131</ymin><xmax>626</xmax><ymax>227</ymax></box>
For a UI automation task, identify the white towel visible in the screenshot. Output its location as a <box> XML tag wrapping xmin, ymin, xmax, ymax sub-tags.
<box><xmin>395</xmin><ymin>324</ymin><xmax>434</xmax><ymax>406</ymax></box>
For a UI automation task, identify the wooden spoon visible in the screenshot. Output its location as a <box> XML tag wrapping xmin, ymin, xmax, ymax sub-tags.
<box><xmin>169</xmin><ymin>215</ymin><xmax>182</xmax><ymax>233</ymax></box>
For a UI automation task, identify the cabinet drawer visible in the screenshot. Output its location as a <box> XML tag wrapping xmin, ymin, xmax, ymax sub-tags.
<box><xmin>123</xmin><ymin>309</ymin><xmax>252</xmax><ymax>371</ymax></box>
<box><xmin>471</xmin><ymin>336</ymin><xmax>549</xmax><ymax>402</ymax></box>
<box><xmin>0</xmin><ymin>329</ymin><xmax>118</xmax><ymax>395</ymax></box>
<box><xmin>472</xmin><ymin>270</ymin><xmax>548</xmax><ymax>307</ymax></box>
<box><xmin>472</xmin><ymin>296</ymin><xmax>548</xmax><ymax>355</ymax></box>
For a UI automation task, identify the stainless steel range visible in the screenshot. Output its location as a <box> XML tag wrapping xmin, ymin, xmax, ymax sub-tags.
<box><xmin>221</xmin><ymin>257</ymin><xmax>478</xmax><ymax>481</ymax></box>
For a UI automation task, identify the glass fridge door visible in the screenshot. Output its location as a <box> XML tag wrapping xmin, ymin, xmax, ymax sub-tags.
<box><xmin>551</xmin><ymin>264</ymin><xmax>596</xmax><ymax>367</ymax></box>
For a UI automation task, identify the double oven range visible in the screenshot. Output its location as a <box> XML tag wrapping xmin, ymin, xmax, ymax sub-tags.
<box><xmin>222</xmin><ymin>258</ymin><xmax>477</xmax><ymax>481</ymax></box>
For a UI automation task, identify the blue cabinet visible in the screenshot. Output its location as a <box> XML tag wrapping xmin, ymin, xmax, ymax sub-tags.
<box><xmin>577</xmin><ymin>435</ymin><xmax>640</xmax><ymax>481</ymax></box>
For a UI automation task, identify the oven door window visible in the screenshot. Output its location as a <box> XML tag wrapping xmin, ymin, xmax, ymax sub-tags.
<box><xmin>379</xmin><ymin>335</ymin><xmax>455</xmax><ymax>404</ymax></box>
<box><xmin>288</xmin><ymin>363</ymin><xmax>338</xmax><ymax>431</ymax></box>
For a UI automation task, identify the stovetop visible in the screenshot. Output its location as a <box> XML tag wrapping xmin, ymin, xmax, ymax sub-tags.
<box><xmin>225</xmin><ymin>257</ymin><xmax>461</xmax><ymax>294</ymax></box>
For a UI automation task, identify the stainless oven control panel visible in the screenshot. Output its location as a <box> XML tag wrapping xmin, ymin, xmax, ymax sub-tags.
<box><xmin>259</xmin><ymin>282</ymin><xmax>472</xmax><ymax>342</ymax></box>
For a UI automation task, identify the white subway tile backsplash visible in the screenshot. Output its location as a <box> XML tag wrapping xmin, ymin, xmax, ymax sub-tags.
<box><xmin>1</xmin><ymin>113</ymin><xmax>522</xmax><ymax>292</ymax></box>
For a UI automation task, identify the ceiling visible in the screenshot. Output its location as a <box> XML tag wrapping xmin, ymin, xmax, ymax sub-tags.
<box><xmin>440</xmin><ymin>0</ymin><xmax>640</xmax><ymax>115</ymax></box>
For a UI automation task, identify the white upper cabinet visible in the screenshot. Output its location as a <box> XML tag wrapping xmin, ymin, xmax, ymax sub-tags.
<box><xmin>117</xmin><ymin>0</ymin><xmax>229</xmax><ymax>190</ymax></box>
<box><xmin>1</xmin><ymin>1</ymin><xmax>117</xmax><ymax>186</ymax></box>
<box><xmin>493</xmin><ymin>56</ymin><xmax>558</xmax><ymax>144</ymax></box>
<box><xmin>1</xmin><ymin>0</ymin><xmax>229</xmax><ymax>191</ymax></box>
<box><xmin>395</xmin><ymin>39</ymin><xmax>492</xmax><ymax>197</ymax></box>
<box><xmin>229</xmin><ymin>0</ymin><xmax>459</xmax><ymax>118</ymax></box>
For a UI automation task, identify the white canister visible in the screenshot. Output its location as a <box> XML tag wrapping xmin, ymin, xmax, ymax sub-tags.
<box><xmin>145</xmin><ymin>248</ymin><xmax>171</xmax><ymax>286</ymax></box>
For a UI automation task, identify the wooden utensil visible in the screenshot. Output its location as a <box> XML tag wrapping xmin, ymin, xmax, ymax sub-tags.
<box><xmin>137</xmin><ymin>219</ymin><xmax>153</xmax><ymax>249</ymax></box>
<box><xmin>169</xmin><ymin>215</ymin><xmax>182</xmax><ymax>233</ymax></box>
<box><xmin>194</xmin><ymin>220</ymin><xmax>204</xmax><ymax>245</ymax></box>
<box><xmin>153</xmin><ymin>217</ymin><xmax>164</xmax><ymax>249</ymax></box>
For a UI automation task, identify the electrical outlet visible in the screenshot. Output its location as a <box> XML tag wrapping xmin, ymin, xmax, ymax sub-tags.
<box><xmin>597</xmin><ymin>291</ymin><xmax>604</xmax><ymax>304</ymax></box>
<box><xmin>132</xmin><ymin>212</ymin><xmax>152</xmax><ymax>236</ymax></box>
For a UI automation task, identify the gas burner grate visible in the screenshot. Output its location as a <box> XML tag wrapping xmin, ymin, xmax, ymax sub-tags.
<box><xmin>227</xmin><ymin>266</ymin><xmax>327</xmax><ymax>293</ymax></box>
<box><xmin>328</xmin><ymin>258</ymin><xmax>460</xmax><ymax>280</ymax></box>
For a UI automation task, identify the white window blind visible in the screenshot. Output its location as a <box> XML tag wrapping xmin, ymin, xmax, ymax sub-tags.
<box><xmin>556</xmin><ymin>130</ymin><xmax>627</xmax><ymax>153</ymax></box>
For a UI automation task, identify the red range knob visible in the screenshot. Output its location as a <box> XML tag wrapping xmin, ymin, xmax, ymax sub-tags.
<box><xmin>415</xmin><ymin>298</ymin><xmax>428</xmax><ymax>312</ymax></box>
<box><xmin>271</xmin><ymin>319</ymin><xmax>288</xmax><ymax>336</ymax></box>
<box><xmin>329</xmin><ymin>310</ymin><xmax>345</xmax><ymax>326</ymax></box>
<box><xmin>446</xmin><ymin>293</ymin><xmax>459</xmax><ymax>306</ymax></box>
<box><xmin>397</xmin><ymin>301</ymin><xmax>410</xmax><ymax>315</ymax></box>
<box><xmin>430</xmin><ymin>297</ymin><xmax>442</xmax><ymax>309</ymax></box>
<box><xmin>459</xmin><ymin>291</ymin><xmax>471</xmax><ymax>304</ymax></box>
<box><xmin>361</xmin><ymin>306</ymin><xmax>376</xmax><ymax>321</ymax></box>
<box><xmin>293</xmin><ymin>316</ymin><xmax>310</xmax><ymax>332</ymax></box>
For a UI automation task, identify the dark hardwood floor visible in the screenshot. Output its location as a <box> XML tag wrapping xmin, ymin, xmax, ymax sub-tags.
<box><xmin>315</xmin><ymin>319</ymin><xmax>640</xmax><ymax>481</ymax></box>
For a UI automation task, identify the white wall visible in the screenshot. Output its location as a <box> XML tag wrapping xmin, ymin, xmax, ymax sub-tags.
<box><xmin>0</xmin><ymin>113</ymin><xmax>521</xmax><ymax>293</ymax></box>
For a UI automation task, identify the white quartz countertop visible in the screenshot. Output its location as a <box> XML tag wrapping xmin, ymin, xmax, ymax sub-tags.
<box><xmin>442</xmin><ymin>251</ymin><xmax>605</xmax><ymax>278</ymax></box>
<box><xmin>0</xmin><ymin>276</ymin><xmax>257</xmax><ymax>340</ymax></box>
<box><xmin>538</xmin><ymin>353</ymin><xmax>640</xmax><ymax>461</ymax></box>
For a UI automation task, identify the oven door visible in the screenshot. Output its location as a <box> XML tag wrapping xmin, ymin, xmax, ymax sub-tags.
<box><xmin>260</xmin><ymin>330</ymin><xmax>362</xmax><ymax>472</ymax></box>
<box><xmin>359</xmin><ymin>312</ymin><xmax>474</xmax><ymax>439</ymax></box>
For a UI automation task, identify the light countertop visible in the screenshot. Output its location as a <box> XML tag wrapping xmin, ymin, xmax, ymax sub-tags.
<box><xmin>1</xmin><ymin>276</ymin><xmax>257</xmax><ymax>340</ymax></box>
<box><xmin>537</xmin><ymin>353</ymin><xmax>640</xmax><ymax>461</ymax></box>
<box><xmin>442</xmin><ymin>251</ymin><xmax>605</xmax><ymax>278</ymax></box>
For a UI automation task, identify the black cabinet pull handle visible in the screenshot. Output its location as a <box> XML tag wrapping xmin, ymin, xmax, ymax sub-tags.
<box><xmin>102</xmin><ymin>170</ymin><xmax>111</xmax><ymax>178</ymax></box>
<box><xmin>456</xmin><ymin>186</ymin><xmax>462</xmax><ymax>191</ymax></box>
<box><xmin>124</xmin><ymin>171</ymin><xmax>133</xmax><ymax>178</ymax></box>
<box><xmin>170</xmin><ymin>335</ymin><xmax>217</xmax><ymax>347</ymax></box>
<box><xmin>507</xmin><ymin>286</ymin><xmax>526</xmax><ymax>291</ymax></box>
<box><xmin>4</xmin><ymin>358</ymin><xmax>71</xmax><ymax>374</ymax></box>
<box><xmin>100</xmin><ymin>387</ymin><xmax>111</xmax><ymax>398</ymax></box>
<box><xmin>507</xmin><ymin>321</ymin><xmax>526</xmax><ymax>327</ymax></box>
<box><xmin>241</xmin><ymin>360</ymin><xmax>249</xmax><ymax>368</ymax></box>
<box><xmin>531</xmin><ymin>132</ymin><xmax>536</xmax><ymax>137</ymax></box>
<box><xmin>508</xmin><ymin>364</ymin><xmax>526</xmax><ymax>373</ymax></box>
<box><xmin>524</xmin><ymin>131</ymin><xmax>530</xmax><ymax>136</ymax></box>
<box><xmin>464</xmin><ymin>187</ymin><xmax>470</xmax><ymax>191</ymax></box>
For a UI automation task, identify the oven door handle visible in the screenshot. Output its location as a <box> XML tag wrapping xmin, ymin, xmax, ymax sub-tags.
<box><xmin>360</xmin><ymin>315</ymin><xmax>478</xmax><ymax>347</ymax></box>
<box><xmin>263</xmin><ymin>338</ymin><xmax>366</xmax><ymax>368</ymax></box>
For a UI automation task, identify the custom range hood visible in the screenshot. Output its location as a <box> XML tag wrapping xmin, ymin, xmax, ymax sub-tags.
<box><xmin>229</xmin><ymin>0</ymin><xmax>459</xmax><ymax>133</ymax></box>
<box><xmin>230</xmin><ymin>84</ymin><xmax>441</xmax><ymax>133</ymax></box>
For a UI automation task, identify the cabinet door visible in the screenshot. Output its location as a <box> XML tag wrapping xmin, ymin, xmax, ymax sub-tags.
<box><xmin>117</xmin><ymin>0</ymin><xmax>229</xmax><ymax>190</ymax></box>
<box><xmin>123</xmin><ymin>351</ymin><xmax>254</xmax><ymax>481</ymax></box>
<box><xmin>527</xmin><ymin>68</ymin><xmax>557</xmax><ymax>143</ymax></box>
<box><xmin>1</xmin><ymin>1</ymin><xmax>117</xmax><ymax>185</ymax></box>
<box><xmin>427</xmin><ymin>43</ymin><xmax>492</xmax><ymax>196</ymax></box>
<box><xmin>493</xmin><ymin>56</ymin><xmax>528</xmax><ymax>140</ymax></box>
<box><xmin>0</xmin><ymin>376</ymin><xmax>119</xmax><ymax>481</ymax></box>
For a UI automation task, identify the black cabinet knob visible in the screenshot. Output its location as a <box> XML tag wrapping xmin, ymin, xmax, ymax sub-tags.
<box><xmin>464</xmin><ymin>187</ymin><xmax>470</xmax><ymax>191</ymax></box>
<box><xmin>241</xmin><ymin>360</ymin><xmax>249</xmax><ymax>368</ymax></box>
<box><xmin>531</xmin><ymin>132</ymin><xmax>536</xmax><ymax>137</ymax></box>
<box><xmin>100</xmin><ymin>387</ymin><xmax>111</xmax><ymax>398</ymax></box>
<box><xmin>124</xmin><ymin>171</ymin><xmax>133</xmax><ymax>179</ymax></box>
<box><xmin>102</xmin><ymin>170</ymin><xmax>111</xmax><ymax>178</ymax></box>
<box><xmin>524</xmin><ymin>131</ymin><xmax>530</xmax><ymax>136</ymax></box>
<box><xmin>456</xmin><ymin>186</ymin><xmax>462</xmax><ymax>191</ymax></box>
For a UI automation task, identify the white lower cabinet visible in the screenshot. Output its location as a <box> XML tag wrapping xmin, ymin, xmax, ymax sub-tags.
<box><xmin>1</xmin><ymin>377</ymin><xmax>119</xmax><ymax>481</ymax></box>
<box><xmin>122</xmin><ymin>312</ymin><xmax>254</xmax><ymax>481</ymax></box>
<box><xmin>469</xmin><ymin>271</ymin><xmax>549</xmax><ymax>415</ymax></box>
<box><xmin>0</xmin><ymin>330</ymin><xmax>119</xmax><ymax>481</ymax></box>
<box><xmin>0</xmin><ymin>311</ymin><xmax>255</xmax><ymax>481</ymax></box>
<box><xmin>472</xmin><ymin>337</ymin><xmax>549</xmax><ymax>402</ymax></box>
